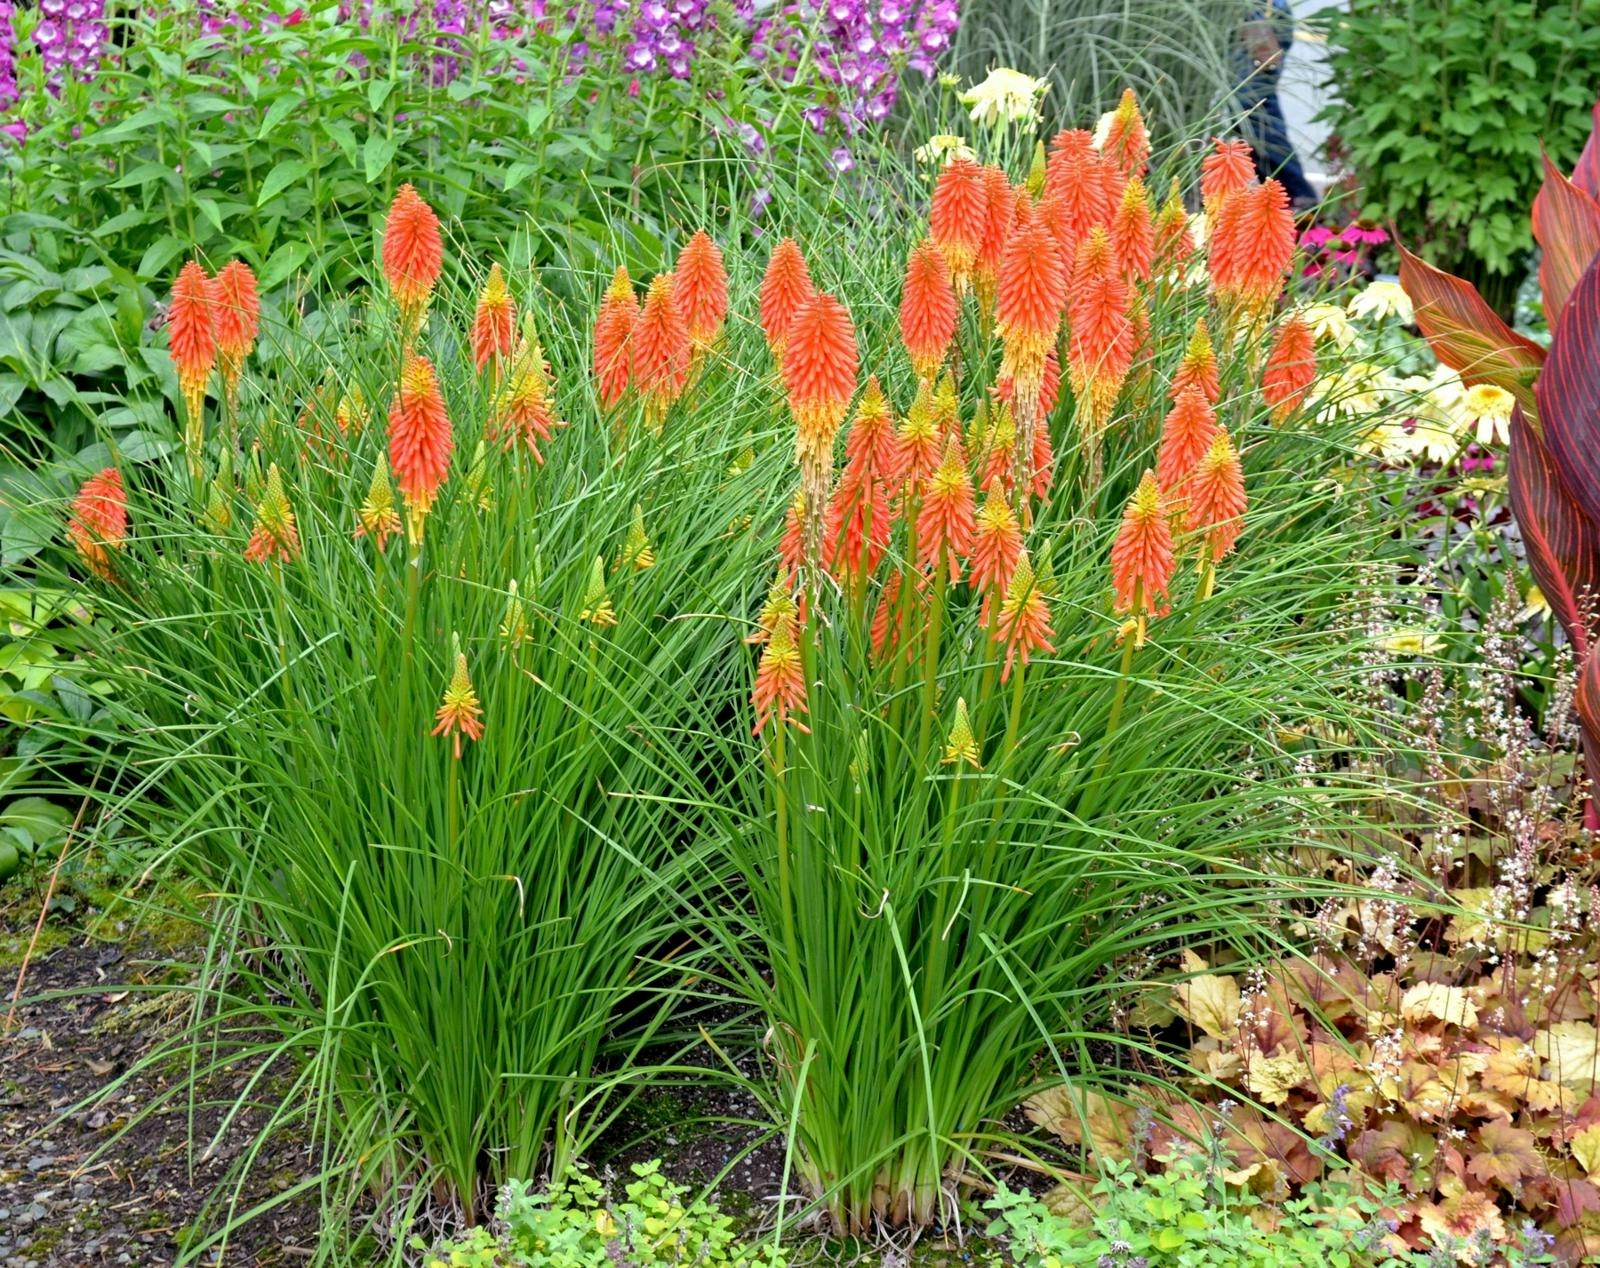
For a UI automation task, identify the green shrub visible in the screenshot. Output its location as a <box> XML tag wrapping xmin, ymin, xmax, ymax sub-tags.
<box><xmin>421</xmin><ymin>1162</ymin><xmax>784</xmax><ymax>1268</ymax></box>
<box><xmin>1319</xmin><ymin>0</ymin><xmax>1600</xmax><ymax>315</ymax></box>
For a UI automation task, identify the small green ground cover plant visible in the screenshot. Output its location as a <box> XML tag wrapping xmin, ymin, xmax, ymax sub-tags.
<box><xmin>421</xmin><ymin>1162</ymin><xmax>784</xmax><ymax>1268</ymax></box>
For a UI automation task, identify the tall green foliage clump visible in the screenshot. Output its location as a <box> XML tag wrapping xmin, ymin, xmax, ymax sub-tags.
<box><xmin>1321</xmin><ymin>0</ymin><xmax>1600</xmax><ymax>316</ymax></box>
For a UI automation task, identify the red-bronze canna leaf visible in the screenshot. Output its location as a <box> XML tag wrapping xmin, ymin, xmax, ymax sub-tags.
<box><xmin>1573</xmin><ymin>98</ymin><xmax>1600</xmax><ymax>200</ymax></box>
<box><xmin>1397</xmin><ymin>242</ymin><xmax>1544</xmax><ymax>416</ymax></box>
<box><xmin>1578</xmin><ymin>651</ymin><xmax>1600</xmax><ymax>831</ymax></box>
<box><xmin>1532</xmin><ymin>150</ymin><xmax>1600</xmax><ymax>325</ymax></box>
<box><xmin>1537</xmin><ymin>251</ymin><xmax>1600</xmax><ymax>533</ymax></box>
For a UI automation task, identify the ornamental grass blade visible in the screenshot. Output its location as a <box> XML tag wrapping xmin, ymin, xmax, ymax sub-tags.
<box><xmin>1397</xmin><ymin>242</ymin><xmax>1543</xmax><ymax>416</ymax></box>
<box><xmin>1533</xmin><ymin>150</ymin><xmax>1600</xmax><ymax>325</ymax></box>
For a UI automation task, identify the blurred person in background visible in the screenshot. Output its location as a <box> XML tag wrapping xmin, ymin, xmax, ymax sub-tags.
<box><xmin>1236</xmin><ymin>0</ymin><xmax>1319</xmax><ymax>209</ymax></box>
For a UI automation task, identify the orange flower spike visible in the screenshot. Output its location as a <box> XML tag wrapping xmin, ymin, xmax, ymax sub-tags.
<box><xmin>1186</xmin><ymin>429</ymin><xmax>1247</xmax><ymax>564</ymax></box>
<box><xmin>1030</xmin><ymin>417</ymin><xmax>1054</xmax><ymax>500</ymax></box>
<box><xmin>67</xmin><ymin>467</ymin><xmax>128</xmax><ymax>579</ymax></box>
<box><xmin>471</xmin><ymin>263</ymin><xmax>517</xmax><ymax>373</ymax></box>
<box><xmin>1262</xmin><ymin>316</ymin><xmax>1318</xmax><ymax>423</ymax></box>
<box><xmin>1209</xmin><ymin>179</ymin><xmax>1296</xmax><ymax>315</ymax></box>
<box><xmin>974</xmin><ymin>165</ymin><xmax>1017</xmax><ymax>314</ymax></box>
<box><xmin>244</xmin><ymin>463</ymin><xmax>300</xmax><ymax>566</ymax></box>
<box><xmin>897</xmin><ymin>380</ymin><xmax>943</xmax><ymax>490</ymax></box>
<box><xmin>917</xmin><ymin>436</ymin><xmax>976</xmax><ymax>582</ymax></box>
<box><xmin>1067</xmin><ymin>226</ymin><xmax>1135</xmax><ymax>437</ymax></box>
<box><xmin>929</xmin><ymin>157</ymin><xmax>988</xmax><ymax>291</ymax></box>
<box><xmin>1101</xmin><ymin>88</ymin><xmax>1149</xmax><ymax>178</ymax></box>
<box><xmin>759</xmin><ymin>237</ymin><xmax>815</xmax><ymax>357</ymax></box>
<box><xmin>674</xmin><ymin>230</ymin><xmax>729</xmax><ymax>354</ymax></box>
<box><xmin>992</xmin><ymin>550</ymin><xmax>1054</xmax><ymax>683</ymax></box>
<box><xmin>168</xmin><ymin>259</ymin><xmax>216</xmax><ymax>438</ymax></box>
<box><xmin>782</xmin><ymin>290</ymin><xmax>859</xmax><ymax>466</ymax></box>
<box><xmin>1171</xmin><ymin>319</ymin><xmax>1220</xmax><ymax>405</ymax></box>
<box><xmin>1110</xmin><ymin>469</ymin><xmax>1176</xmax><ymax>647</ymax></box>
<box><xmin>978</xmin><ymin>402</ymin><xmax>1016</xmax><ymax>494</ymax></box>
<box><xmin>431</xmin><ymin>647</ymin><xmax>485</xmax><ymax>760</ymax></box>
<box><xmin>1201</xmin><ymin>138</ymin><xmax>1256</xmax><ymax>215</ymax></box>
<box><xmin>968</xmin><ymin>481</ymin><xmax>1022</xmax><ymax>606</ymax></box>
<box><xmin>996</xmin><ymin>199</ymin><xmax>1068</xmax><ymax>402</ymax></box>
<box><xmin>1155</xmin><ymin>386</ymin><xmax>1220</xmax><ymax>499</ymax></box>
<box><xmin>747</xmin><ymin>572</ymin><xmax>799</xmax><ymax>646</ymax></box>
<box><xmin>1110</xmin><ymin>178</ymin><xmax>1154</xmax><ymax>283</ymax></box>
<box><xmin>1043</xmin><ymin>133</ymin><xmax>1122</xmax><ymax>267</ymax></box>
<box><xmin>382</xmin><ymin>183</ymin><xmax>444</xmax><ymax>336</ymax></box>
<box><xmin>209</xmin><ymin>260</ymin><xmax>259</xmax><ymax>404</ymax></box>
<box><xmin>823</xmin><ymin>470</ymin><xmax>891</xmax><ymax>581</ymax></box>
<box><xmin>1153</xmin><ymin>180</ymin><xmax>1195</xmax><ymax>273</ymax></box>
<box><xmin>593</xmin><ymin>265</ymin><xmax>639</xmax><ymax>410</ymax></box>
<box><xmin>778</xmin><ymin>488</ymin><xmax>808</xmax><ymax>576</ymax></box>
<box><xmin>843</xmin><ymin>376</ymin><xmax>903</xmax><ymax>485</ymax></box>
<box><xmin>633</xmin><ymin>273</ymin><xmax>692</xmax><ymax>428</ymax></box>
<box><xmin>751</xmin><ymin>615</ymin><xmax>808</xmax><ymax>735</ymax></box>
<box><xmin>387</xmin><ymin>354</ymin><xmax>454</xmax><ymax>542</ymax></box>
<box><xmin>354</xmin><ymin>454</ymin><xmax>403</xmax><ymax>552</ymax></box>
<box><xmin>493</xmin><ymin>331</ymin><xmax>565</xmax><ymax>463</ymax></box>
<box><xmin>899</xmin><ymin>240</ymin><xmax>958</xmax><ymax>383</ymax></box>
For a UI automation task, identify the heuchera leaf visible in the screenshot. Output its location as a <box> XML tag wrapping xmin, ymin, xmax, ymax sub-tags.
<box><xmin>1573</xmin><ymin>98</ymin><xmax>1600</xmax><ymax>201</ymax></box>
<box><xmin>1533</xmin><ymin>151</ymin><xmax>1600</xmax><ymax>325</ymax></box>
<box><xmin>1397</xmin><ymin>243</ymin><xmax>1544</xmax><ymax>416</ymax></box>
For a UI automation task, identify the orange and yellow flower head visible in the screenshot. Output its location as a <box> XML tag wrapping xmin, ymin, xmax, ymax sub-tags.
<box><xmin>674</xmin><ymin>229</ymin><xmax>729</xmax><ymax>354</ymax></box>
<box><xmin>779</xmin><ymin>487</ymin><xmax>808</xmax><ymax>576</ymax></box>
<box><xmin>1043</xmin><ymin>131</ymin><xmax>1123</xmax><ymax>272</ymax></box>
<box><xmin>1153</xmin><ymin>179</ymin><xmax>1196</xmax><ymax>273</ymax></box>
<box><xmin>382</xmin><ymin>183</ymin><xmax>443</xmax><ymax>335</ymax></box>
<box><xmin>244</xmin><ymin>462</ymin><xmax>300</xmax><ymax>565</ymax></box>
<box><xmin>1109</xmin><ymin>178</ymin><xmax>1154</xmax><ymax>282</ymax></box>
<box><xmin>974</xmin><ymin>165</ymin><xmax>1017</xmax><ymax>312</ymax></box>
<box><xmin>1208</xmin><ymin>178</ymin><xmax>1295</xmax><ymax>315</ymax></box>
<box><xmin>897</xmin><ymin>380</ymin><xmax>943</xmax><ymax>490</ymax></box>
<box><xmin>929</xmin><ymin>157</ymin><xmax>988</xmax><ymax>290</ymax></box>
<box><xmin>471</xmin><ymin>263</ymin><xmax>517</xmax><ymax>373</ymax></box>
<box><xmin>1262</xmin><ymin>316</ymin><xmax>1318</xmax><ymax>423</ymax></box>
<box><xmin>1101</xmin><ymin>88</ymin><xmax>1150</xmax><ymax>178</ymax></box>
<box><xmin>68</xmin><ymin>467</ymin><xmax>128</xmax><ymax>579</ymax></box>
<box><xmin>355</xmin><ymin>454</ymin><xmax>403</xmax><ymax>552</ymax></box>
<box><xmin>492</xmin><ymin>329</ymin><xmax>565</xmax><ymax>463</ymax></box>
<box><xmin>431</xmin><ymin>648</ymin><xmax>485</xmax><ymax>759</ymax></box>
<box><xmin>969</xmin><ymin>481</ymin><xmax>1022</xmax><ymax>608</ymax></box>
<box><xmin>996</xmin><ymin>199</ymin><xmax>1068</xmax><ymax>428</ymax></box>
<box><xmin>751</xmin><ymin>614</ymin><xmax>808</xmax><ymax>735</ymax></box>
<box><xmin>917</xmin><ymin>436</ymin><xmax>976</xmax><ymax>581</ymax></box>
<box><xmin>782</xmin><ymin>290</ymin><xmax>859</xmax><ymax>466</ymax></box>
<box><xmin>1186</xmin><ymin>429</ymin><xmax>1247</xmax><ymax>563</ymax></box>
<box><xmin>843</xmin><ymin>376</ymin><xmax>903</xmax><ymax>486</ymax></box>
<box><xmin>169</xmin><ymin>259</ymin><xmax>217</xmax><ymax>427</ymax></box>
<box><xmin>1156</xmin><ymin>386</ymin><xmax>1220</xmax><ymax>501</ymax></box>
<box><xmin>993</xmin><ymin>549</ymin><xmax>1054</xmax><ymax>682</ymax></box>
<box><xmin>899</xmin><ymin>240</ymin><xmax>958</xmax><ymax>383</ymax></box>
<box><xmin>633</xmin><ymin>273</ymin><xmax>692</xmax><ymax>427</ymax></box>
<box><xmin>1067</xmin><ymin>226</ymin><xmax>1135</xmax><ymax>437</ymax></box>
<box><xmin>760</xmin><ymin>237</ymin><xmax>815</xmax><ymax>357</ymax></box>
<box><xmin>1171</xmin><ymin>319</ymin><xmax>1220</xmax><ymax>405</ymax></box>
<box><xmin>387</xmin><ymin>354</ymin><xmax>454</xmax><ymax>538</ymax></box>
<box><xmin>593</xmin><ymin>265</ymin><xmax>639</xmax><ymax>410</ymax></box>
<box><xmin>1110</xmin><ymin>469</ymin><xmax>1176</xmax><ymax>646</ymax></box>
<box><xmin>824</xmin><ymin>468</ymin><xmax>891</xmax><ymax>582</ymax></box>
<box><xmin>1200</xmin><ymin>138</ymin><xmax>1256</xmax><ymax>215</ymax></box>
<box><xmin>209</xmin><ymin>260</ymin><xmax>259</xmax><ymax>403</ymax></box>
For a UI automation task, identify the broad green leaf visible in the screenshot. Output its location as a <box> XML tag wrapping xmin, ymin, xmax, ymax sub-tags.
<box><xmin>257</xmin><ymin>158</ymin><xmax>313</xmax><ymax>208</ymax></box>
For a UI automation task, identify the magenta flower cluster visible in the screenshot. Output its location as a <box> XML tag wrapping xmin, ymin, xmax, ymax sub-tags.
<box><xmin>32</xmin><ymin>0</ymin><xmax>108</xmax><ymax>82</ymax></box>
<box><xmin>750</xmin><ymin>0</ymin><xmax>959</xmax><ymax>136</ymax></box>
